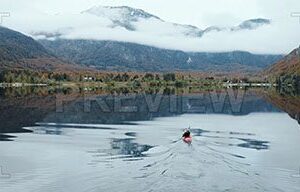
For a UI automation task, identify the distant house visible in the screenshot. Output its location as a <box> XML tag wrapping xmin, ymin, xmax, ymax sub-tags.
<box><xmin>83</xmin><ymin>76</ymin><xmax>94</xmax><ymax>81</ymax></box>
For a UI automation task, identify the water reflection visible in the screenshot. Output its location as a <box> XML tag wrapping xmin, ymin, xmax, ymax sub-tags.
<box><xmin>0</xmin><ymin>86</ymin><xmax>299</xmax><ymax>141</ymax></box>
<box><xmin>237</xmin><ymin>138</ymin><xmax>269</xmax><ymax>150</ymax></box>
<box><xmin>191</xmin><ymin>128</ymin><xmax>270</xmax><ymax>150</ymax></box>
<box><xmin>0</xmin><ymin>134</ymin><xmax>16</xmax><ymax>141</ymax></box>
<box><xmin>110</xmin><ymin>137</ymin><xmax>153</xmax><ymax>160</ymax></box>
<box><xmin>87</xmin><ymin>132</ymin><xmax>154</xmax><ymax>164</ymax></box>
<box><xmin>0</xmin><ymin>112</ymin><xmax>299</xmax><ymax>192</ymax></box>
<box><xmin>28</xmin><ymin>126</ymin><xmax>63</xmax><ymax>135</ymax></box>
<box><xmin>263</xmin><ymin>88</ymin><xmax>300</xmax><ymax>124</ymax></box>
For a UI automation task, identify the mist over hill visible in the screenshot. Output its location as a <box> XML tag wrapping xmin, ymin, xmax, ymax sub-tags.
<box><xmin>39</xmin><ymin>39</ymin><xmax>283</xmax><ymax>72</ymax></box>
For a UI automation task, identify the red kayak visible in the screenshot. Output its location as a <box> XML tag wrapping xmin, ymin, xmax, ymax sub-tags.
<box><xmin>183</xmin><ymin>136</ymin><xmax>192</xmax><ymax>143</ymax></box>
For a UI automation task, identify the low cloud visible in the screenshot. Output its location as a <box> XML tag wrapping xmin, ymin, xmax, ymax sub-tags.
<box><xmin>2</xmin><ymin>1</ymin><xmax>300</xmax><ymax>54</ymax></box>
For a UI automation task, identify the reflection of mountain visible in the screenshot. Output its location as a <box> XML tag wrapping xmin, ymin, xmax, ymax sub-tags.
<box><xmin>0</xmin><ymin>87</ymin><xmax>287</xmax><ymax>137</ymax></box>
<box><xmin>41</xmin><ymin>89</ymin><xmax>281</xmax><ymax>124</ymax></box>
<box><xmin>0</xmin><ymin>92</ymin><xmax>54</xmax><ymax>140</ymax></box>
<box><xmin>0</xmin><ymin>87</ymin><xmax>83</xmax><ymax>134</ymax></box>
<box><xmin>263</xmin><ymin>90</ymin><xmax>300</xmax><ymax>124</ymax></box>
<box><xmin>0</xmin><ymin>95</ymin><xmax>53</xmax><ymax>134</ymax></box>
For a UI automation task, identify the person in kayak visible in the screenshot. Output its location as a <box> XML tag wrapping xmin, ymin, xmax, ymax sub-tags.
<box><xmin>182</xmin><ymin>129</ymin><xmax>191</xmax><ymax>138</ymax></box>
<box><xmin>182</xmin><ymin>128</ymin><xmax>192</xmax><ymax>143</ymax></box>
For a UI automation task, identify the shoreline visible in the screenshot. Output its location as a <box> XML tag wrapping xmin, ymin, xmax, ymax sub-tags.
<box><xmin>0</xmin><ymin>83</ymin><xmax>48</xmax><ymax>88</ymax></box>
<box><xmin>0</xmin><ymin>82</ymin><xmax>279</xmax><ymax>88</ymax></box>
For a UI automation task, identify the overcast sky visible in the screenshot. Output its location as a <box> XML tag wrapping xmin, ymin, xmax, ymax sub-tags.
<box><xmin>1</xmin><ymin>0</ymin><xmax>300</xmax><ymax>54</ymax></box>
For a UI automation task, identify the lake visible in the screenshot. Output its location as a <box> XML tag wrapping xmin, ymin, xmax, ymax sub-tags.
<box><xmin>0</xmin><ymin>87</ymin><xmax>300</xmax><ymax>192</ymax></box>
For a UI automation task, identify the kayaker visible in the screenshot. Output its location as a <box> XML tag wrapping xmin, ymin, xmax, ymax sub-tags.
<box><xmin>182</xmin><ymin>129</ymin><xmax>192</xmax><ymax>143</ymax></box>
<box><xmin>182</xmin><ymin>129</ymin><xmax>191</xmax><ymax>138</ymax></box>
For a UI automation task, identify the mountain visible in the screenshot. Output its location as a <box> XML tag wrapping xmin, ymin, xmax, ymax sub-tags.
<box><xmin>83</xmin><ymin>6</ymin><xmax>271</xmax><ymax>37</ymax></box>
<box><xmin>83</xmin><ymin>6</ymin><xmax>208</xmax><ymax>37</ymax></box>
<box><xmin>86</xmin><ymin>6</ymin><xmax>270</xmax><ymax>29</ymax></box>
<box><xmin>0</xmin><ymin>26</ymin><xmax>50</xmax><ymax>61</ymax></box>
<box><xmin>265</xmin><ymin>46</ymin><xmax>300</xmax><ymax>77</ymax></box>
<box><xmin>0</xmin><ymin>25</ymin><xmax>283</xmax><ymax>73</ymax></box>
<box><xmin>234</xmin><ymin>18</ymin><xmax>271</xmax><ymax>31</ymax></box>
<box><xmin>83</xmin><ymin>6</ymin><xmax>162</xmax><ymax>31</ymax></box>
<box><xmin>39</xmin><ymin>39</ymin><xmax>283</xmax><ymax>72</ymax></box>
<box><xmin>0</xmin><ymin>25</ymin><xmax>282</xmax><ymax>72</ymax></box>
<box><xmin>204</xmin><ymin>18</ymin><xmax>271</xmax><ymax>33</ymax></box>
<box><xmin>31</xmin><ymin>6</ymin><xmax>271</xmax><ymax>42</ymax></box>
<box><xmin>32</xmin><ymin>6</ymin><xmax>278</xmax><ymax>72</ymax></box>
<box><xmin>0</xmin><ymin>26</ymin><xmax>81</xmax><ymax>72</ymax></box>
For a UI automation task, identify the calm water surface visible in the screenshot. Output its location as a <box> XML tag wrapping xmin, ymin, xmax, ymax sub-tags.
<box><xmin>0</xmin><ymin>87</ymin><xmax>300</xmax><ymax>192</ymax></box>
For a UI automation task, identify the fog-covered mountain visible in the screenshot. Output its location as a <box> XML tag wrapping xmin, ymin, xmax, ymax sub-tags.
<box><xmin>0</xmin><ymin>6</ymin><xmax>282</xmax><ymax>73</ymax></box>
<box><xmin>40</xmin><ymin>39</ymin><xmax>283</xmax><ymax>72</ymax></box>
<box><xmin>83</xmin><ymin>6</ymin><xmax>162</xmax><ymax>31</ymax></box>
<box><xmin>203</xmin><ymin>18</ymin><xmax>271</xmax><ymax>33</ymax></box>
<box><xmin>82</xmin><ymin>6</ymin><xmax>205</xmax><ymax>37</ymax></box>
<box><xmin>32</xmin><ymin>6</ymin><xmax>279</xmax><ymax>72</ymax></box>
<box><xmin>31</xmin><ymin>6</ymin><xmax>271</xmax><ymax>41</ymax></box>
<box><xmin>0</xmin><ymin>25</ymin><xmax>282</xmax><ymax>73</ymax></box>
<box><xmin>235</xmin><ymin>19</ymin><xmax>271</xmax><ymax>31</ymax></box>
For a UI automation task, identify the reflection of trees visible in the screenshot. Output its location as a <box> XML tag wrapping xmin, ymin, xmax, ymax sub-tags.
<box><xmin>263</xmin><ymin>89</ymin><xmax>300</xmax><ymax>124</ymax></box>
<box><xmin>277</xmin><ymin>85</ymin><xmax>300</xmax><ymax>97</ymax></box>
<box><xmin>276</xmin><ymin>75</ymin><xmax>300</xmax><ymax>93</ymax></box>
<box><xmin>0</xmin><ymin>87</ymin><xmax>289</xmax><ymax>136</ymax></box>
<box><xmin>0</xmin><ymin>87</ymin><xmax>82</xmax><ymax>134</ymax></box>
